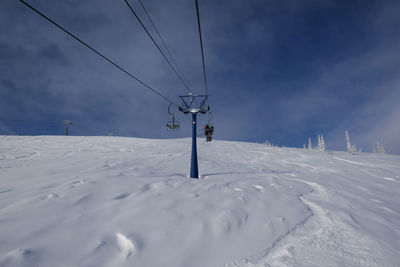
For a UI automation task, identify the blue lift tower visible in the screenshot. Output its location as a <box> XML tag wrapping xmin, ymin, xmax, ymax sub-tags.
<box><xmin>179</xmin><ymin>94</ymin><xmax>209</xmax><ymax>179</ymax></box>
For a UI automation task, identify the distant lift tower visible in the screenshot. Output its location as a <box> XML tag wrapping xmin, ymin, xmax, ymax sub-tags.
<box><xmin>179</xmin><ymin>93</ymin><xmax>209</xmax><ymax>179</ymax></box>
<box><xmin>63</xmin><ymin>120</ymin><xmax>73</xmax><ymax>136</ymax></box>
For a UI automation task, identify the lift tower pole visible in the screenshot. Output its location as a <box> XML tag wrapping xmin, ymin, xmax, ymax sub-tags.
<box><xmin>191</xmin><ymin>112</ymin><xmax>198</xmax><ymax>178</ymax></box>
<box><xmin>179</xmin><ymin>94</ymin><xmax>209</xmax><ymax>179</ymax></box>
<box><xmin>63</xmin><ymin>120</ymin><xmax>72</xmax><ymax>136</ymax></box>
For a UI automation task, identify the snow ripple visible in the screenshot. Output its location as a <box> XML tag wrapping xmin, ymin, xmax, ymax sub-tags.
<box><xmin>115</xmin><ymin>233</ymin><xmax>135</xmax><ymax>259</ymax></box>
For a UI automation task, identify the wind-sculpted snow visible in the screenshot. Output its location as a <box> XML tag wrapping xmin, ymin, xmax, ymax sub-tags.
<box><xmin>0</xmin><ymin>136</ymin><xmax>399</xmax><ymax>267</ymax></box>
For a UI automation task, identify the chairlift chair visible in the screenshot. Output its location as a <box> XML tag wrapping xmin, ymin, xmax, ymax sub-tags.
<box><xmin>204</xmin><ymin>111</ymin><xmax>214</xmax><ymax>141</ymax></box>
<box><xmin>166</xmin><ymin>104</ymin><xmax>180</xmax><ymax>131</ymax></box>
<box><xmin>166</xmin><ymin>116</ymin><xmax>180</xmax><ymax>131</ymax></box>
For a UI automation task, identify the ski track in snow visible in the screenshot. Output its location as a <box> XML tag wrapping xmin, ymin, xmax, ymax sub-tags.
<box><xmin>227</xmin><ymin>178</ymin><xmax>396</xmax><ymax>267</ymax></box>
<box><xmin>0</xmin><ymin>136</ymin><xmax>399</xmax><ymax>267</ymax></box>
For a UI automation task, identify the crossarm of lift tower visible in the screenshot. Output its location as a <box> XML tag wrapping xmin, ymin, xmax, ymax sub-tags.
<box><xmin>178</xmin><ymin>94</ymin><xmax>210</xmax><ymax>114</ymax></box>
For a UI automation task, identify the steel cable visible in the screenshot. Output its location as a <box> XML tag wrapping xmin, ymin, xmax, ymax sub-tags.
<box><xmin>19</xmin><ymin>0</ymin><xmax>179</xmax><ymax>107</ymax></box>
<box><xmin>124</xmin><ymin>0</ymin><xmax>192</xmax><ymax>93</ymax></box>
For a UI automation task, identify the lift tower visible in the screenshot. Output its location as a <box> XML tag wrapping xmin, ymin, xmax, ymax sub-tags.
<box><xmin>179</xmin><ymin>94</ymin><xmax>209</xmax><ymax>179</ymax></box>
<box><xmin>63</xmin><ymin>120</ymin><xmax>72</xmax><ymax>136</ymax></box>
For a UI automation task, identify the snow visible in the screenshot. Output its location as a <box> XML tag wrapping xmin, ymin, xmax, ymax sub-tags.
<box><xmin>0</xmin><ymin>136</ymin><xmax>399</xmax><ymax>267</ymax></box>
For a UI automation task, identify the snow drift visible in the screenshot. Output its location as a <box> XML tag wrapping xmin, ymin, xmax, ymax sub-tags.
<box><xmin>0</xmin><ymin>136</ymin><xmax>399</xmax><ymax>267</ymax></box>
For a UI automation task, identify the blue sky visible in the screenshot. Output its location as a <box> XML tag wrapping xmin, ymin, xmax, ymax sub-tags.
<box><xmin>1</xmin><ymin>0</ymin><xmax>399</xmax><ymax>153</ymax></box>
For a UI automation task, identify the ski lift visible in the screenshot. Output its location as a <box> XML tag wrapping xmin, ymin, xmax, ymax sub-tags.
<box><xmin>166</xmin><ymin>104</ymin><xmax>180</xmax><ymax>131</ymax></box>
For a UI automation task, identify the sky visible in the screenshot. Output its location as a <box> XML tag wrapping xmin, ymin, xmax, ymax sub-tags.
<box><xmin>1</xmin><ymin>0</ymin><xmax>399</xmax><ymax>154</ymax></box>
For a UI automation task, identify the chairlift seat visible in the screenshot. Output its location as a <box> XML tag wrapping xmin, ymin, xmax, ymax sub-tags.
<box><xmin>166</xmin><ymin>120</ymin><xmax>180</xmax><ymax>131</ymax></box>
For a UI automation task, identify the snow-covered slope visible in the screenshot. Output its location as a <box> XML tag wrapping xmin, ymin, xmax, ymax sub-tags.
<box><xmin>0</xmin><ymin>136</ymin><xmax>399</xmax><ymax>267</ymax></box>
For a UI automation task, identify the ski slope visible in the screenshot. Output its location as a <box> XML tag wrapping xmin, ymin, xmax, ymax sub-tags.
<box><xmin>0</xmin><ymin>136</ymin><xmax>399</xmax><ymax>267</ymax></box>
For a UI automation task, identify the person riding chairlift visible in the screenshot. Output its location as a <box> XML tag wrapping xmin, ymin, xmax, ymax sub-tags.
<box><xmin>204</xmin><ymin>124</ymin><xmax>214</xmax><ymax>142</ymax></box>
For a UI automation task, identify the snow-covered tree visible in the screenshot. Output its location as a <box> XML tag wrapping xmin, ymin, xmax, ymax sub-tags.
<box><xmin>308</xmin><ymin>137</ymin><xmax>312</xmax><ymax>150</ymax></box>
<box><xmin>317</xmin><ymin>134</ymin><xmax>326</xmax><ymax>152</ymax></box>
<box><xmin>321</xmin><ymin>134</ymin><xmax>327</xmax><ymax>152</ymax></box>
<box><xmin>345</xmin><ymin>130</ymin><xmax>351</xmax><ymax>153</ymax></box>
<box><xmin>263</xmin><ymin>140</ymin><xmax>272</xmax><ymax>146</ymax></box>
<box><xmin>379</xmin><ymin>142</ymin><xmax>385</xmax><ymax>153</ymax></box>
<box><xmin>303</xmin><ymin>144</ymin><xmax>306</xmax><ymax>149</ymax></box>
<box><xmin>374</xmin><ymin>141</ymin><xmax>385</xmax><ymax>154</ymax></box>
<box><xmin>345</xmin><ymin>130</ymin><xmax>356</xmax><ymax>154</ymax></box>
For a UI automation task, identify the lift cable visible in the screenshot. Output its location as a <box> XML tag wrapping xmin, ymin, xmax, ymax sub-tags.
<box><xmin>19</xmin><ymin>0</ymin><xmax>179</xmax><ymax>107</ymax></box>
<box><xmin>194</xmin><ymin>0</ymin><xmax>209</xmax><ymax>97</ymax></box>
<box><xmin>124</xmin><ymin>0</ymin><xmax>192</xmax><ymax>94</ymax></box>
<box><xmin>137</xmin><ymin>0</ymin><xmax>190</xmax><ymax>91</ymax></box>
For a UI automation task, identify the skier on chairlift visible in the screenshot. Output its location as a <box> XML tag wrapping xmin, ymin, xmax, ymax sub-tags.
<box><xmin>204</xmin><ymin>124</ymin><xmax>214</xmax><ymax>142</ymax></box>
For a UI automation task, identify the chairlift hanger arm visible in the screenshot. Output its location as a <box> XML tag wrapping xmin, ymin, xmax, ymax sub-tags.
<box><xmin>167</xmin><ymin>103</ymin><xmax>176</xmax><ymax>116</ymax></box>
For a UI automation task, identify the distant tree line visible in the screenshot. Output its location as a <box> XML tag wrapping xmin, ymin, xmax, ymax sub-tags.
<box><xmin>302</xmin><ymin>130</ymin><xmax>386</xmax><ymax>154</ymax></box>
